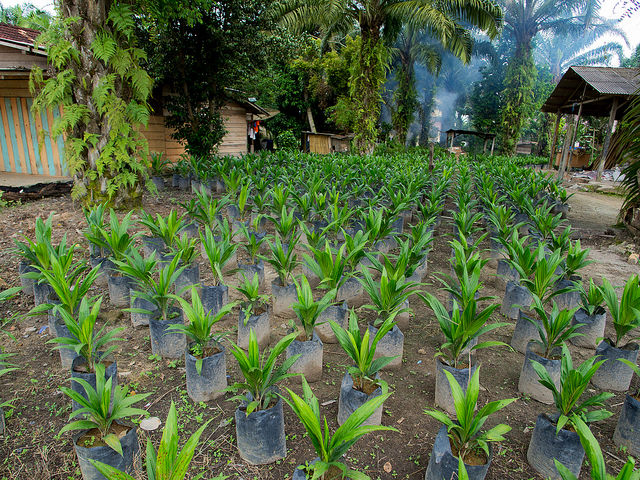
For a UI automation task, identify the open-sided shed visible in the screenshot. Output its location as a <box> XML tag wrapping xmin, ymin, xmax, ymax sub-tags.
<box><xmin>541</xmin><ymin>66</ymin><xmax>639</xmax><ymax>180</ymax></box>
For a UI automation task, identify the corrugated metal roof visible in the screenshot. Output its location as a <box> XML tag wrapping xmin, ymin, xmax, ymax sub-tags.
<box><xmin>572</xmin><ymin>66</ymin><xmax>639</xmax><ymax>95</ymax></box>
<box><xmin>541</xmin><ymin>66</ymin><xmax>639</xmax><ymax>118</ymax></box>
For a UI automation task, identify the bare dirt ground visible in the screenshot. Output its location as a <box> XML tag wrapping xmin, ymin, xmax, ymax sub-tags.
<box><xmin>0</xmin><ymin>185</ymin><xmax>638</xmax><ymax>480</ymax></box>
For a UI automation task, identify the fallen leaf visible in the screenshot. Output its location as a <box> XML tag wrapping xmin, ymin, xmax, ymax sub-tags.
<box><xmin>140</xmin><ymin>417</ymin><xmax>162</xmax><ymax>431</ymax></box>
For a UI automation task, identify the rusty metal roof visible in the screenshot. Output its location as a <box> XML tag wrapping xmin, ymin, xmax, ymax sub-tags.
<box><xmin>541</xmin><ymin>66</ymin><xmax>639</xmax><ymax>119</ymax></box>
<box><xmin>571</xmin><ymin>66</ymin><xmax>639</xmax><ymax>95</ymax></box>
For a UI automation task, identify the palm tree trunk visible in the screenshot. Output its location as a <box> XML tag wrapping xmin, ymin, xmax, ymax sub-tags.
<box><xmin>500</xmin><ymin>40</ymin><xmax>536</xmax><ymax>155</ymax></box>
<box><xmin>352</xmin><ymin>26</ymin><xmax>386</xmax><ymax>155</ymax></box>
<box><xmin>60</xmin><ymin>0</ymin><xmax>143</xmax><ymax>208</ymax></box>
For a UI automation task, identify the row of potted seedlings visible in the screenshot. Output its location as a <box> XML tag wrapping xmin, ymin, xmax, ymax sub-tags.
<box><xmin>8</xmin><ymin>153</ymin><xmax>638</xmax><ymax>480</ymax></box>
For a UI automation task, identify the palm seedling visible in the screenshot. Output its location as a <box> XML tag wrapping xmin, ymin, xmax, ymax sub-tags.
<box><xmin>235</xmin><ymin>273</ymin><xmax>269</xmax><ymax>325</ymax></box>
<box><xmin>226</xmin><ymin>330</ymin><xmax>300</xmax><ymax>415</ymax></box>
<box><xmin>233</xmin><ymin>182</ymin><xmax>252</xmax><ymax>222</ymax></box>
<box><xmin>330</xmin><ymin>312</ymin><xmax>397</xmax><ymax>392</ymax></box>
<box><xmin>270</xmin><ymin>205</ymin><xmax>298</xmax><ymax>244</ymax></box>
<box><xmin>599</xmin><ymin>275</ymin><xmax>640</xmax><ymax>348</ymax></box>
<box><xmin>562</xmin><ymin>240</ymin><xmax>593</xmax><ymax>280</ymax></box>
<box><xmin>525</xmin><ymin>296</ymin><xmax>582</xmax><ymax>360</ymax></box>
<box><xmin>555</xmin><ymin>416</ymin><xmax>640</xmax><ymax>480</ymax></box>
<box><xmin>418</xmin><ymin>292</ymin><xmax>506</xmax><ymax>370</ymax></box>
<box><xmin>169</xmin><ymin>288</ymin><xmax>234</xmax><ymax>374</ymax></box>
<box><xmin>60</xmin><ymin>363</ymin><xmax>150</xmax><ymax>455</ymax></box>
<box><xmin>49</xmin><ymin>297</ymin><xmax>123</xmax><ymax>374</ymax></box>
<box><xmin>99</xmin><ymin>209</ymin><xmax>137</xmax><ymax>264</ymax></box>
<box><xmin>577</xmin><ymin>279</ymin><xmax>605</xmax><ymax>317</ymax></box>
<box><xmin>201</xmin><ymin>223</ymin><xmax>238</xmax><ymax>286</ymax></box>
<box><xmin>265</xmin><ymin>234</ymin><xmax>299</xmax><ymax>287</ymax></box>
<box><xmin>83</xmin><ymin>203</ymin><xmax>108</xmax><ymax>256</ymax></box>
<box><xmin>291</xmin><ymin>276</ymin><xmax>336</xmax><ymax>341</ymax></box>
<box><xmin>139</xmin><ymin>210</ymin><xmax>186</xmax><ymax>253</ymax></box>
<box><xmin>128</xmin><ymin>255</ymin><xmax>186</xmax><ymax>322</ymax></box>
<box><xmin>529</xmin><ymin>201</ymin><xmax>564</xmax><ymax>242</ymax></box>
<box><xmin>238</xmin><ymin>223</ymin><xmax>266</xmax><ymax>265</ymax></box>
<box><xmin>304</xmin><ymin>240</ymin><xmax>351</xmax><ymax>294</ymax></box>
<box><xmin>520</xmin><ymin>249</ymin><xmax>569</xmax><ymax>306</ymax></box>
<box><xmin>30</xmin><ymin>250</ymin><xmax>99</xmax><ymax>321</ymax></box>
<box><xmin>285</xmin><ymin>377</ymin><xmax>395</xmax><ymax>479</ymax></box>
<box><xmin>170</xmin><ymin>233</ymin><xmax>200</xmax><ymax>270</ymax></box>
<box><xmin>359</xmin><ymin>265</ymin><xmax>418</xmax><ymax>328</ymax></box>
<box><xmin>342</xmin><ymin>228</ymin><xmax>369</xmax><ymax>273</ymax></box>
<box><xmin>531</xmin><ymin>344</ymin><xmax>612</xmax><ymax>432</ymax></box>
<box><xmin>90</xmin><ymin>402</ymin><xmax>223</xmax><ymax>480</ymax></box>
<box><xmin>425</xmin><ymin>367</ymin><xmax>515</xmax><ymax>469</ymax></box>
<box><xmin>363</xmin><ymin>207</ymin><xmax>394</xmax><ymax>248</ymax></box>
<box><xmin>184</xmin><ymin>185</ymin><xmax>229</xmax><ymax>228</ymax></box>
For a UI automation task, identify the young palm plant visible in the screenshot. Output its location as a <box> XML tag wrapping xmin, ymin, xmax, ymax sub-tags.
<box><xmin>201</xmin><ymin>224</ymin><xmax>238</xmax><ymax>286</ymax></box>
<box><xmin>265</xmin><ymin>234</ymin><xmax>299</xmax><ymax>287</ymax></box>
<box><xmin>527</xmin><ymin>344</ymin><xmax>613</xmax><ymax>479</ymax></box>
<box><xmin>49</xmin><ymin>296</ymin><xmax>123</xmax><ymax>374</ymax></box>
<box><xmin>90</xmin><ymin>402</ymin><xmax>222</xmax><ymax>480</ymax></box>
<box><xmin>591</xmin><ymin>275</ymin><xmax>640</xmax><ymax>391</ymax></box>
<box><xmin>227</xmin><ymin>330</ymin><xmax>300</xmax><ymax>465</ymax></box>
<box><xmin>292</xmin><ymin>276</ymin><xmax>336</xmax><ymax>341</ymax></box>
<box><xmin>60</xmin><ymin>363</ymin><xmax>149</xmax><ymax>478</ymax></box>
<box><xmin>286</xmin><ymin>377</ymin><xmax>396</xmax><ymax>480</ymax></box>
<box><xmin>555</xmin><ymin>415</ymin><xmax>640</xmax><ymax>480</ymax></box>
<box><xmin>169</xmin><ymin>288</ymin><xmax>234</xmax><ymax>401</ymax></box>
<box><xmin>424</xmin><ymin>367</ymin><xmax>515</xmax><ymax>480</ymax></box>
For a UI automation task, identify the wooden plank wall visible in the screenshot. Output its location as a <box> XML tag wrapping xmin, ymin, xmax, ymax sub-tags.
<box><xmin>309</xmin><ymin>134</ymin><xmax>331</xmax><ymax>154</ymax></box>
<box><xmin>0</xmin><ymin>46</ymin><xmax>48</xmax><ymax>71</ymax></box>
<box><xmin>218</xmin><ymin>104</ymin><xmax>248</xmax><ymax>156</ymax></box>
<box><xmin>0</xmin><ymin>96</ymin><xmax>65</xmax><ymax>176</ymax></box>
<box><xmin>0</xmin><ymin>91</ymin><xmax>250</xmax><ymax>177</ymax></box>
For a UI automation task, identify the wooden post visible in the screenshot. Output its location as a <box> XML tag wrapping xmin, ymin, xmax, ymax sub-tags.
<box><xmin>567</xmin><ymin>96</ymin><xmax>585</xmax><ymax>173</ymax></box>
<box><xmin>490</xmin><ymin>137</ymin><xmax>496</xmax><ymax>155</ymax></box>
<box><xmin>558</xmin><ymin>123</ymin><xmax>574</xmax><ymax>182</ymax></box>
<box><xmin>483</xmin><ymin>138</ymin><xmax>488</xmax><ymax>153</ymax></box>
<box><xmin>449</xmin><ymin>132</ymin><xmax>454</xmax><ymax>148</ymax></box>
<box><xmin>548</xmin><ymin>110</ymin><xmax>561</xmax><ymax>169</ymax></box>
<box><xmin>597</xmin><ymin>98</ymin><xmax>619</xmax><ymax>181</ymax></box>
<box><xmin>428</xmin><ymin>143</ymin><xmax>434</xmax><ymax>172</ymax></box>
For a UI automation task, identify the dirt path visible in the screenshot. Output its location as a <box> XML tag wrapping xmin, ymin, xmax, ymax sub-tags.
<box><xmin>568</xmin><ymin>190</ymin><xmax>622</xmax><ymax>234</ymax></box>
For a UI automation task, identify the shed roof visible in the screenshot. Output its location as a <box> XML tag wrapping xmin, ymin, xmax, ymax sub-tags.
<box><xmin>445</xmin><ymin>129</ymin><xmax>496</xmax><ymax>140</ymax></box>
<box><xmin>541</xmin><ymin>66</ymin><xmax>639</xmax><ymax>119</ymax></box>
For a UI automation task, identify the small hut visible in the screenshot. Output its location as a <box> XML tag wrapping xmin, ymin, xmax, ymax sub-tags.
<box><xmin>303</xmin><ymin>132</ymin><xmax>353</xmax><ymax>154</ymax></box>
<box><xmin>541</xmin><ymin>66</ymin><xmax>640</xmax><ymax>180</ymax></box>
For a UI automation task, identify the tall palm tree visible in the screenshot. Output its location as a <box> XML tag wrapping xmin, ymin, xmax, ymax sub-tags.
<box><xmin>0</xmin><ymin>3</ymin><xmax>52</xmax><ymax>30</ymax></box>
<box><xmin>276</xmin><ymin>0</ymin><xmax>502</xmax><ymax>154</ymax></box>
<box><xmin>498</xmin><ymin>0</ymin><xmax>601</xmax><ymax>154</ymax></box>
<box><xmin>536</xmin><ymin>19</ymin><xmax>628</xmax><ymax>82</ymax></box>
<box><xmin>389</xmin><ymin>26</ymin><xmax>441</xmax><ymax>145</ymax></box>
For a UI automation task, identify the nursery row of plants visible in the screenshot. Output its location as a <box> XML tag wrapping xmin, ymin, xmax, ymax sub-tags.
<box><xmin>2</xmin><ymin>152</ymin><xmax>640</xmax><ymax>480</ymax></box>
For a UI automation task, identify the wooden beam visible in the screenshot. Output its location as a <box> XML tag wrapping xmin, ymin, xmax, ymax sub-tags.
<box><xmin>567</xmin><ymin>85</ymin><xmax>587</xmax><ymax>173</ymax></box>
<box><xmin>558</xmin><ymin>122</ymin><xmax>574</xmax><ymax>183</ymax></box>
<box><xmin>490</xmin><ymin>137</ymin><xmax>495</xmax><ymax>156</ymax></box>
<box><xmin>548</xmin><ymin>111</ymin><xmax>561</xmax><ymax>168</ymax></box>
<box><xmin>596</xmin><ymin>97</ymin><xmax>619</xmax><ymax>181</ymax></box>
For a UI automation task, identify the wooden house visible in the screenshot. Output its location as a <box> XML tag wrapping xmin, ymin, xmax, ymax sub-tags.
<box><xmin>303</xmin><ymin>131</ymin><xmax>353</xmax><ymax>154</ymax></box>
<box><xmin>0</xmin><ymin>23</ymin><xmax>267</xmax><ymax>180</ymax></box>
